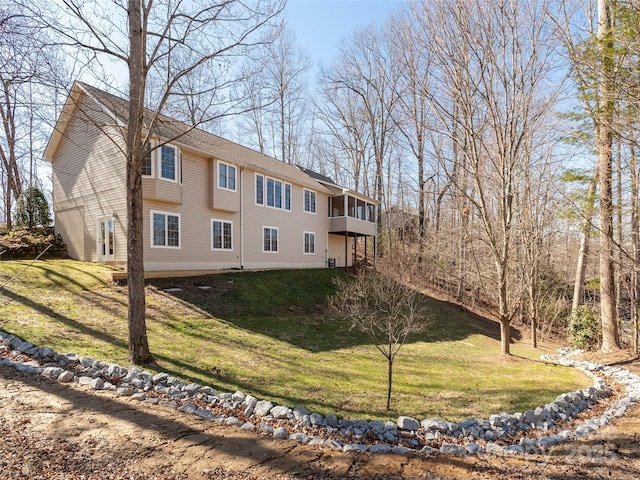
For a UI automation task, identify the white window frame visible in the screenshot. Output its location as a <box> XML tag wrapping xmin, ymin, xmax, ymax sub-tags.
<box><xmin>262</xmin><ymin>225</ymin><xmax>278</xmax><ymax>253</ymax></box>
<box><xmin>255</xmin><ymin>173</ymin><xmax>264</xmax><ymax>205</ymax></box>
<box><xmin>150</xmin><ymin>210</ymin><xmax>181</xmax><ymax>249</ymax></box>
<box><xmin>303</xmin><ymin>231</ymin><xmax>315</xmax><ymax>255</ymax></box>
<box><xmin>284</xmin><ymin>183</ymin><xmax>292</xmax><ymax>211</ymax></box>
<box><xmin>159</xmin><ymin>144</ymin><xmax>178</xmax><ymax>183</ymax></box>
<box><xmin>211</xmin><ymin>219</ymin><xmax>233</xmax><ymax>251</ymax></box>
<box><xmin>142</xmin><ymin>145</ymin><xmax>154</xmax><ymax>178</ymax></box>
<box><xmin>304</xmin><ymin>188</ymin><xmax>317</xmax><ymax>214</ymax></box>
<box><xmin>217</xmin><ymin>160</ymin><xmax>237</xmax><ymax>192</ymax></box>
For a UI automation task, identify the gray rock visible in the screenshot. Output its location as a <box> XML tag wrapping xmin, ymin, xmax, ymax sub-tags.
<box><xmin>327</xmin><ymin>440</ymin><xmax>343</xmax><ymax>451</ymax></box>
<box><xmin>152</xmin><ymin>372</ymin><xmax>169</xmax><ymax>385</ymax></box>
<box><xmin>391</xmin><ymin>446</ymin><xmax>414</xmax><ymax>455</ymax></box>
<box><xmin>289</xmin><ymin>432</ymin><xmax>309</xmax><ymax>443</ymax></box>
<box><xmin>484</xmin><ymin>430</ymin><xmax>497</xmax><ymax>441</ymax></box>
<box><xmin>89</xmin><ymin>378</ymin><xmax>104</xmax><ymax>390</ymax></box>
<box><xmin>178</xmin><ymin>403</ymin><xmax>197</xmax><ymax>414</ymax></box>
<box><xmin>231</xmin><ymin>391</ymin><xmax>246</xmax><ymax>402</ymax></box>
<box><xmin>420</xmin><ymin>445</ymin><xmax>438</xmax><ymax>455</ymax></box>
<box><xmin>293</xmin><ymin>406</ymin><xmax>311</xmax><ymax>421</ymax></box>
<box><xmin>369</xmin><ymin>444</ymin><xmax>392</xmax><ymax>454</ymax></box>
<box><xmin>439</xmin><ymin>443</ymin><xmax>466</xmax><ymax>456</ymax></box>
<box><xmin>270</xmin><ymin>405</ymin><xmax>291</xmax><ymax>419</ymax></box>
<box><xmin>503</xmin><ymin>444</ymin><xmax>525</xmax><ymax>454</ymax></box>
<box><xmin>308</xmin><ymin>437</ymin><xmax>326</xmax><ymax>446</ymax></box>
<box><xmin>116</xmin><ymin>386</ymin><xmax>134</xmax><ymax>396</ymax></box>
<box><xmin>421</xmin><ymin>418</ymin><xmax>449</xmax><ymax>432</ymax></box>
<box><xmin>343</xmin><ymin>443</ymin><xmax>368</xmax><ymax>453</ymax></box>
<box><xmin>132</xmin><ymin>392</ymin><xmax>146</xmax><ymax>401</ymax></box>
<box><xmin>258</xmin><ymin>423</ymin><xmax>274</xmax><ymax>435</ymax></box>
<box><xmin>241</xmin><ymin>422</ymin><xmax>256</xmax><ymax>431</ymax></box>
<box><xmin>397</xmin><ymin>416</ymin><xmax>420</xmax><ymax>431</ymax></box>
<box><xmin>273</xmin><ymin>427</ymin><xmax>289</xmax><ymax>439</ymax></box>
<box><xmin>244</xmin><ymin>395</ymin><xmax>258</xmax><ymax>415</ymax></box>
<box><xmin>194</xmin><ymin>409</ymin><xmax>217</xmax><ymax>420</ymax></box>
<box><xmin>57</xmin><ymin>370</ymin><xmax>74</xmax><ymax>382</ymax></box>
<box><xmin>42</xmin><ymin>366</ymin><xmax>63</xmax><ymax>379</ymax></box>
<box><xmin>325</xmin><ymin>413</ymin><xmax>339</xmax><ymax>428</ymax></box>
<box><xmin>254</xmin><ymin>400</ymin><xmax>273</xmax><ymax>417</ymax></box>
<box><xmin>310</xmin><ymin>413</ymin><xmax>324</xmax><ymax>426</ymax></box>
<box><xmin>183</xmin><ymin>383</ymin><xmax>200</xmax><ymax>394</ymax></box>
<box><xmin>465</xmin><ymin>443</ymin><xmax>481</xmax><ymax>455</ymax></box>
<box><xmin>224</xmin><ymin>417</ymin><xmax>244</xmax><ymax>427</ymax></box>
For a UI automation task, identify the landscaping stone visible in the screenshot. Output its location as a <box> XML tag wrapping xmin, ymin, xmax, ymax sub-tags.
<box><xmin>397</xmin><ymin>416</ymin><xmax>420</xmax><ymax>431</ymax></box>
<box><xmin>344</xmin><ymin>444</ymin><xmax>368</xmax><ymax>453</ymax></box>
<box><xmin>253</xmin><ymin>400</ymin><xmax>273</xmax><ymax>417</ymax></box>
<box><xmin>270</xmin><ymin>405</ymin><xmax>291</xmax><ymax>419</ymax></box>
<box><xmin>57</xmin><ymin>370</ymin><xmax>74</xmax><ymax>382</ymax></box>
<box><xmin>273</xmin><ymin>427</ymin><xmax>289</xmax><ymax>439</ymax></box>
<box><xmin>440</xmin><ymin>443</ymin><xmax>466</xmax><ymax>456</ymax></box>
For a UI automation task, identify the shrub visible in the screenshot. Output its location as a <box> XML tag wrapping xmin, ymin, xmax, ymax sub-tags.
<box><xmin>567</xmin><ymin>306</ymin><xmax>600</xmax><ymax>350</ymax></box>
<box><xmin>0</xmin><ymin>227</ymin><xmax>67</xmax><ymax>260</ymax></box>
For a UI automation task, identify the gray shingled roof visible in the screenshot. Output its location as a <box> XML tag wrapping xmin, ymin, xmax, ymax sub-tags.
<box><xmin>76</xmin><ymin>82</ymin><xmax>330</xmax><ymax>192</ymax></box>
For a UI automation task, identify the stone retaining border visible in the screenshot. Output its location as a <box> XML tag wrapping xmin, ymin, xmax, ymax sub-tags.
<box><xmin>1</xmin><ymin>330</ymin><xmax>638</xmax><ymax>457</ymax></box>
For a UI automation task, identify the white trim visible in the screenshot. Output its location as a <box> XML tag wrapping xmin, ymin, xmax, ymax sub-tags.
<box><xmin>142</xmin><ymin>144</ymin><xmax>155</xmax><ymax>178</ymax></box>
<box><xmin>304</xmin><ymin>188</ymin><xmax>317</xmax><ymax>214</ymax></box>
<box><xmin>255</xmin><ymin>172</ymin><xmax>264</xmax><ymax>206</ymax></box>
<box><xmin>159</xmin><ymin>144</ymin><xmax>178</xmax><ymax>183</ymax></box>
<box><xmin>217</xmin><ymin>160</ymin><xmax>237</xmax><ymax>192</ymax></box>
<box><xmin>284</xmin><ymin>182</ymin><xmax>292</xmax><ymax>212</ymax></box>
<box><xmin>150</xmin><ymin>210</ymin><xmax>181</xmax><ymax>249</ymax></box>
<box><xmin>96</xmin><ymin>215</ymin><xmax>115</xmax><ymax>261</ymax></box>
<box><xmin>262</xmin><ymin>225</ymin><xmax>279</xmax><ymax>253</ymax></box>
<box><xmin>211</xmin><ymin>218</ymin><xmax>233</xmax><ymax>251</ymax></box>
<box><xmin>303</xmin><ymin>231</ymin><xmax>315</xmax><ymax>255</ymax></box>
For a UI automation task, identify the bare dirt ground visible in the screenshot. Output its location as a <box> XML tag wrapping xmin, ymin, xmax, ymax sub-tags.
<box><xmin>2</xmin><ymin>359</ymin><xmax>640</xmax><ymax>479</ymax></box>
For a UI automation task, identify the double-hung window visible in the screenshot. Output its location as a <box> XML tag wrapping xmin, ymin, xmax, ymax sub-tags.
<box><xmin>151</xmin><ymin>211</ymin><xmax>180</xmax><ymax>248</ymax></box>
<box><xmin>260</xmin><ymin>175</ymin><xmax>290</xmax><ymax>210</ymax></box>
<box><xmin>304</xmin><ymin>189</ymin><xmax>316</xmax><ymax>214</ymax></box>
<box><xmin>256</xmin><ymin>174</ymin><xmax>264</xmax><ymax>205</ymax></box>
<box><xmin>285</xmin><ymin>184</ymin><xmax>291</xmax><ymax>211</ymax></box>
<box><xmin>142</xmin><ymin>150</ymin><xmax>153</xmax><ymax>177</ymax></box>
<box><xmin>211</xmin><ymin>219</ymin><xmax>232</xmax><ymax>250</ymax></box>
<box><xmin>304</xmin><ymin>232</ymin><xmax>315</xmax><ymax>254</ymax></box>
<box><xmin>160</xmin><ymin>145</ymin><xmax>177</xmax><ymax>181</ymax></box>
<box><xmin>266</xmin><ymin>178</ymin><xmax>276</xmax><ymax>207</ymax></box>
<box><xmin>218</xmin><ymin>161</ymin><xmax>236</xmax><ymax>191</ymax></box>
<box><xmin>263</xmin><ymin>226</ymin><xmax>278</xmax><ymax>253</ymax></box>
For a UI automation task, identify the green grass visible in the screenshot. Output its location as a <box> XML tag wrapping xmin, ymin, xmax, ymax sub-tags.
<box><xmin>0</xmin><ymin>260</ymin><xmax>586</xmax><ymax>422</ymax></box>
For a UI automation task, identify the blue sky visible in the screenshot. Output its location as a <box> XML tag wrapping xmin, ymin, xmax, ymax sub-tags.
<box><xmin>285</xmin><ymin>0</ymin><xmax>404</xmax><ymax>69</ymax></box>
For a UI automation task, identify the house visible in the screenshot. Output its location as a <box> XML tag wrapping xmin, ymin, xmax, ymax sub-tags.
<box><xmin>43</xmin><ymin>82</ymin><xmax>377</xmax><ymax>273</ymax></box>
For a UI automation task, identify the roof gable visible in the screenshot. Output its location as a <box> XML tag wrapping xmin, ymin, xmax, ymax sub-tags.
<box><xmin>45</xmin><ymin>82</ymin><xmax>331</xmax><ymax>192</ymax></box>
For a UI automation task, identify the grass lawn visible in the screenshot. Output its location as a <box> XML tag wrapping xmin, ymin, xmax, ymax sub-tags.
<box><xmin>0</xmin><ymin>259</ymin><xmax>586</xmax><ymax>422</ymax></box>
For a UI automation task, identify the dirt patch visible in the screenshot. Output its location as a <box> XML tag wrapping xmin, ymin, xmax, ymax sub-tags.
<box><xmin>2</xmin><ymin>362</ymin><xmax>640</xmax><ymax>479</ymax></box>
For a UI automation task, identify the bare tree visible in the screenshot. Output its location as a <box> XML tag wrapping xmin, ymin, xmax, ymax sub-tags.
<box><xmin>414</xmin><ymin>0</ymin><xmax>562</xmax><ymax>354</ymax></box>
<box><xmin>329</xmin><ymin>271</ymin><xmax>431</xmax><ymax>410</ymax></box>
<box><xmin>323</xmin><ymin>24</ymin><xmax>400</xmax><ymax>224</ymax></box>
<box><xmin>32</xmin><ymin>0</ymin><xmax>284</xmax><ymax>364</ymax></box>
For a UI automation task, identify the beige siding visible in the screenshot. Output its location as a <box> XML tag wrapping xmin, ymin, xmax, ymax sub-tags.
<box><xmin>51</xmin><ymin>94</ymin><xmax>127</xmax><ymax>262</ymax></box>
<box><xmin>328</xmin><ymin>234</ymin><xmax>353</xmax><ymax>268</ymax></box>
<box><xmin>212</xmin><ymin>159</ymin><xmax>240</xmax><ymax>212</ymax></box>
<box><xmin>55</xmin><ymin>206</ymin><xmax>85</xmax><ymax>260</ymax></box>
<box><xmin>241</xmin><ymin>169</ymin><xmax>330</xmax><ymax>269</ymax></box>
<box><xmin>142</xmin><ymin>153</ymin><xmax>242</xmax><ymax>271</ymax></box>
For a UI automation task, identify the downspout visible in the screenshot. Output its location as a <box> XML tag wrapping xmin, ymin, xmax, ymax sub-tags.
<box><xmin>240</xmin><ymin>166</ymin><xmax>245</xmax><ymax>269</ymax></box>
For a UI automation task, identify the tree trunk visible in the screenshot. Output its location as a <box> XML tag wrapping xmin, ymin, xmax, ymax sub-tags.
<box><xmin>597</xmin><ymin>0</ymin><xmax>621</xmax><ymax>353</ymax></box>
<box><xmin>631</xmin><ymin>145</ymin><xmax>639</xmax><ymax>356</ymax></box>
<box><xmin>500</xmin><ymin>319</ymin><xmax>510</xmax><ymax>356</ymax></box>
<box><xmin>386</xmin><ymin>354</ymin><xmax>393</xmax><ymax>411</ymax></box>
<box><xmin>572</xmin><ymin>171</ymin><xmax>598</xmax><ymax>314</ymax></box>
<box><xmin>127</xmin><ymin>0</ymin><xmax>153</xmax><ymax>365</ymax></box>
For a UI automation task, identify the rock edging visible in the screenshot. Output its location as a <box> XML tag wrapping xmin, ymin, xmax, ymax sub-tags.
<box><xmin>1</xmin><ymin>331</ymin><xmax>637</xmax><ymax>457</ymax></box>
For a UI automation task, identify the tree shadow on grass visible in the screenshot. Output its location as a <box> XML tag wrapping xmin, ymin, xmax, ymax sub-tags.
<box><xmin>146</xmin><ymin>272</ymin><xmax>521</xmax><ymax>354</ymax></box>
